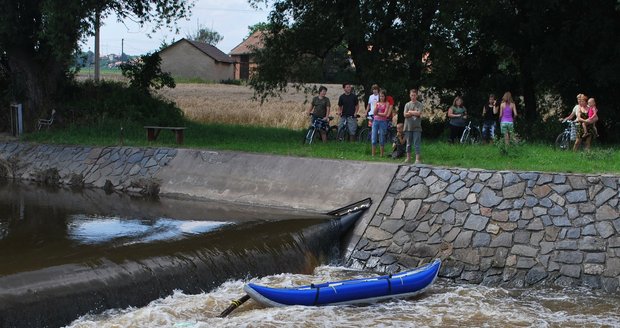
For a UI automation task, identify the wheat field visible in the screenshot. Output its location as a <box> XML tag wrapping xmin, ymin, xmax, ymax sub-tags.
<box><xmin>157</xmin><ymin>83</ymin><xmax>361</xmax><ymax>130</ymax></box>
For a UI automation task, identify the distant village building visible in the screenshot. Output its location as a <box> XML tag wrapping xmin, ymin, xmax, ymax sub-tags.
<box><xmin>229</xmin><ymin>31</ymin><xmax>264</xmax><ymax>80</ymax></box>
<box><xmin>159</xmin><ymin>38</ymin><xmax>234</xmax><ymax>81</ymax></box>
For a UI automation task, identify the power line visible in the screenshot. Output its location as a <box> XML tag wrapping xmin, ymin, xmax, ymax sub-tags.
<box><xmin>193</xmin><ymin>6</ymin><xmax>266</xmax><ymax>13</ymax></box>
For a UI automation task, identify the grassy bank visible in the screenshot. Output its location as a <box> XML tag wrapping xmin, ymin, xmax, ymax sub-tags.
<box><xmin>24</xmin><ymin>120</ymin><xmax>620</xmax><ymax>174</ymax></box>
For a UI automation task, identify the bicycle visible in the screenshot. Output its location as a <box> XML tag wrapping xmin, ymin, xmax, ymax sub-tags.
<box><xmin>555</xmin><ymin>120</ymin><xmax>576</xmax><ymax>150</ymax></box>
<box><xmin>303</xmin><ymin>115</ymin><xmax>335</xmax><ymax>145</ymax></box>
<box><xmin>357</xmin><ymin>117</ymin><xmax>395</xmax><ymax>143</ymax></box>
<box><xmin>337</xmin><ymin>114</ymin><xmax>361</xmax><ymax>141</ymax></box>
<box><xmin>356</xmin><ymin>115</ymin><xmax>373</xmax><ymax>142</ymax></box>
<box><xmin>460</xmin><ymin>121</ymin><xmax>482</xmax><ymax>144</ymax></box>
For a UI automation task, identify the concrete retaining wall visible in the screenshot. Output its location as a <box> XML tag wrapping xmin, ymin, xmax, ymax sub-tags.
<box><xmin>347</xmin><ymin>166</ymin><xmax>620</xmax><ymax>292</ymax></box>
<box><xmin>2</xmin><ymin>142</ymin><xmax>619</xmax><ymax>292</ymax></box>
<box><xmin>0</xmin><ymin>142</ymin><xmax>176</xmax><ymax>191</ymax></box>
<box><xmin>0</xmin><ymin>142</ymin><xmax>396</xmax><ymax>236</ymax></box>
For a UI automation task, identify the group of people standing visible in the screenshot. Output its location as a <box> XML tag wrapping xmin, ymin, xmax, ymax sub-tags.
<box><xmin>365</xmin><ymin>85</ymin><xmax>408</xmax><ymax>159</ymax></box>
<box><xmin>307</xmin><ymin>84</ymin><xmax>423</xmax><ymax>163</ymax></box>
<box><xmin>307</xmin><ymin>83</ymin><xmax>362</xmax><ymax>143</ymax></box>
<box><xmin>561</xmin><ymin>93</ymin><xmax>599</xmax><ymax>151</ymax></box>
<box><xmin>448</xmin><ymin>92</ymin><xmax>518</xmax><ymax>146</ymax></box>
<box><xmin>307</xmin><ymin>85</ymin><xmax>597</xmax><ymax>164</ymax></box>
<box><xmin>359</xmin><ymin>85</ymin><xmax>422</xmax><ymax>163</ymax></box>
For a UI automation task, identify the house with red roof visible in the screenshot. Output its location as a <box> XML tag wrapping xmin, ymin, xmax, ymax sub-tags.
<box><xmin>229</xmin><ymin>31</ymin><xmax>264</xmax><ymax>80</ymax></box>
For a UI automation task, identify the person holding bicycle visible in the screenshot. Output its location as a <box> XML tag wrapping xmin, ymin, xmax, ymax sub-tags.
<box><xmin>447</xmin><ymin>96</ymin><xmax>468</xmax><ymax>143</ymax></box>
<box><xmin>338</xmin><ymin>83</ymin><xmax>360</xmax><ymax>142</ymax></box>
<box><xmin>481</xmin><ymin>94</ymin><xmax>498</xmax><ymax>144</ymax></box>
<box><xmin>371</xmin><ymin>90</ymin><xmax>391</xmax><ymax>157</ymax></box>
<box><xmin>307</xmin><ymin>85</ymin><xmax>331</xmax><ymax>142</ymax></box>
<box><xmin>561</xmin><ymin>93</ymin><xmax>587</xmax><ymax>123</ymax></box>
<box><xmin>573</xmin><ymin>96</ymin><xmax>598</xmax><ymax>151</ymax></box>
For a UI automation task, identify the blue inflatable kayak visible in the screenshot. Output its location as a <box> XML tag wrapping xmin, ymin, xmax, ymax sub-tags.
<box><xmin>244</xmin><ymin>259</ymin><xmax>441</xmax><ymax>307</ymax></box>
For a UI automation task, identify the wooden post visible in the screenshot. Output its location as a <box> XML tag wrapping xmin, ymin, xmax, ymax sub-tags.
<box><xmin>94</xmin><ymin>10</ymin><xmax>100</xmax><ymax>82</ymax></box>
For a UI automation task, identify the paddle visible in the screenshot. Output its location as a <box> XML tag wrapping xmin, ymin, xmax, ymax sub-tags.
<box><xmin>218</xmin><ymin>294</ymin><xmax>250</xmax><ymax>318</ymax></box>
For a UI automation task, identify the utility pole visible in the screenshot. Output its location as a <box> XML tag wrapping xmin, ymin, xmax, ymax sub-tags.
<box><xmin>121</xmin><ymin>38</ymin><xmax>124</xmax><ymax>62</ymax></box>
<box><xmin>94</xmin><ymin>10</ymin><xmax>101</xmax><ymax>82</ymax></box>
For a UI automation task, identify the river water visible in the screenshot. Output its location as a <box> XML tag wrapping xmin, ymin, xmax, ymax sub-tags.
<box><xmin>1</xmin><ymin>181</ymin><xmax>619</xmax><ymax>328</ymax></box>
<box><xmin>63</xmin><ymin>264</ymin><xmax>620</xmax><ymax>328</ymax></box>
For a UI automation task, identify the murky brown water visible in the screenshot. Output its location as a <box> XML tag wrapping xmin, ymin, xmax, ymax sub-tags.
<box><xmin>2</xmin><ymin>181</ymin><xmax>619</xmax><ymax>328</ymax></box>
<box><xmin>65</xmin><ymin>264</ymin><xmax>620</xmax><ymax>328</ymax></box>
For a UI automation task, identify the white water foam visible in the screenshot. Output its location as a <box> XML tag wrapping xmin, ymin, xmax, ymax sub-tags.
<box><xmin>65</xmin><ymin>266</ymin><xmax>620</xmax><ymax>328</ymax></box>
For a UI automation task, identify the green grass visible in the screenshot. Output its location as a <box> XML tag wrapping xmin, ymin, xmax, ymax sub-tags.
<box><xmin>24</xmin><ymin>120</ymin><xmax>620</xmax><ymax>174</ymax></box>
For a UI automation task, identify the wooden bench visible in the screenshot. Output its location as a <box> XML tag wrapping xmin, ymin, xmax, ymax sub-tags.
<box><xmin>144</xmin><ymin>126</ymin><xmax>187</xmax><ymax>144</ymax></box>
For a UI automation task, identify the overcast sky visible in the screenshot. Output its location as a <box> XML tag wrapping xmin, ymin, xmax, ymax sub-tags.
<box><xmin>82</xmin><ymin>0</ymin><xmax>270</xmax><ymax>56</ymax></box>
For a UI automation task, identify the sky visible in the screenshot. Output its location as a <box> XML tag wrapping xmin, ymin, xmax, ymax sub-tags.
<box><xmin>82</xmin><ymin>0</ymin><xmax>270</xmax><ymax>56</ymax></box>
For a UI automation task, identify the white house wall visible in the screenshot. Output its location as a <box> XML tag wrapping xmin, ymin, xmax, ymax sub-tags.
<box><xmin>160</xmin><ymin>41</ymin><xmax>233</xmax><ymax>81</ymax></box>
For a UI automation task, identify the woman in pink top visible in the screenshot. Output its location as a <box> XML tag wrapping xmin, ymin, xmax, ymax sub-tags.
<box><xmin>581</xmin><ymin>97</ymin><xmax>598</xmax><ymax>138</ymax></box>
<box><xmin>371</xmin><ymin>90</ymin><xmax>391</xmax><ymax>157</ymax></box>
<box><xmin>499</xmin><ymin>91</ymin><xmax>518</xmax><ymax>146</ymax></box>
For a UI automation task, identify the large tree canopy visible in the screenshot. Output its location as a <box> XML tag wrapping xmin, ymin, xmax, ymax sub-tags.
<box><xmin>0</xmin><ymin>0</ymin><xmax>192</xmax><ymax>131</ymax></box>
<box><xmin>249</xmin><ymin>0</ymin><xmax>620</xmax><ymax>142</ymax></box>
<box><xmin>249</xmin><ymin>0</ymin><xmax>437</xmax><ymax>105</ymax></box>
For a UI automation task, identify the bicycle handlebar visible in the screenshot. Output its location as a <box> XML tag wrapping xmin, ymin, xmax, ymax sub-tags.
<box><xmin>309</xmin><ymin>113</ymin><xmax>334</xmax><ymax>121</ymax></box>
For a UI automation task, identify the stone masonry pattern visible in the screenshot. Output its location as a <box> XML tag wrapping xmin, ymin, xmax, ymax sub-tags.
<box><xmin>2</xmin><ymin>142</ymin><xmax>619</xmax><ymax>292</ymax></box>
<box><xmin>348</xmin><ymin>166</ymin><xmax>620</xmax><ymax>293</ymax></box>
<box><xmin>0</xmin><ymin>142</ymin><xmax>177</xmax><ymax>193</ymax></box>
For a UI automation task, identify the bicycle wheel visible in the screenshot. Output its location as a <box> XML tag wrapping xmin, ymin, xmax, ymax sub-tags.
<box><xmin>555</xmin><ymin>132</ymin><xmax>570</xmax><ymax>150</ymax></box>
<box><xmin>460</xmin><ymin>128</ymin><xmax>470</xmax><ymax>144</ymax></box>
<box><xmin>357</xmin><ymin>127</ymin><xmax>370</xmax><ymax>143</ymax></box>
<box><xmin>327</xmin><ymin>126</ymin><xmax>338</xmax><ymax>141</ymax></box>
<box><xmin>337</xmin><ymin>127</ymin><xmax>347</xmax><ymax>142</ymax></box>
<box><xmin>303</xmin><ymin>128</ymin><xmax>316</xmax><ymax>145</ymax></box>
<box><xmin>466</xmin><ymin>127</ymin><xmax>481</xmax><ymax>144</ymax></box>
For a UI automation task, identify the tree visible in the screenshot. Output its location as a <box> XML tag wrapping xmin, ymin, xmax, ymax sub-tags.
<box><xmin>431</xmin><ymin>0</ymin><xmax>620</xmax><ymax>140</ymax></box>
<box><xmin>120</xmin><ymin>52</ymin><xmax>175</xmax><ymax>94</ymax></box>
<box><xmin>247</xmin><ymin>22</ymin><xmax>272</xmax><ymax>38</ymax></box>
<box><xmin>250</xmin><ymin>0</ymin><xmax>620</xmax><ymax>142</ymax></box>
<box><xmin>0</xmin><ymin>0</ymin><xmax>191</xmax><ymax>131</ymax></box>
<box><xmin>185</xmin><ymin>26</ymin><xmax>223</xmax><ymax>45</ymax></box>
<box><xmin>248</xmin><ymin>0</ymin><xmax>438</xmax><ymax>104</ymax></box>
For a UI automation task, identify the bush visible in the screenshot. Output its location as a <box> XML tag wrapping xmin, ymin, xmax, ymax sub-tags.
<box><xmin>59</xmin><ymin>80</ymin><xmax>184</xmax><ymax>126</ymax></box>
<box><xmin>220</xmin><ymin>78</ymin><xmax>243</xmax><ymax>85</ymax></box>
<box><xmin>421</xmin><ymin>117</ymin><xmax>447</xmax><ymax>140</ymax></box>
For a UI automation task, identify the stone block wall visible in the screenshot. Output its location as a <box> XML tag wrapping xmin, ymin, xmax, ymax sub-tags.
<box><xmin>0</xmin><ymin>142</ymin><xmax>177</xmax><ymax>194</ymax></box>
<box><xmin>3</xmin><ymin>142</ymin><xmax>619</xmax><ymax>292</ymax></box>
<box><xmin>347</xmin><ymin>166</ymin><xmax>620</xmax><ymax>293</ymax></box>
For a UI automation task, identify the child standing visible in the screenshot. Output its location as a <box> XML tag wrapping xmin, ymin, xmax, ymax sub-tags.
<box><xmin>403</xmin><ymin>89</ymin><xmax>423</xmax><ymax>164</ymax></box>
<box><xmin>365</xmin><ymin>84</ymin><xmax>380</xmax><ymax>118</ymax></box>
<box><xmin>583</xmin><ymin>98</ymin><xmax>598</xmax><ymax>138</ymax></box>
